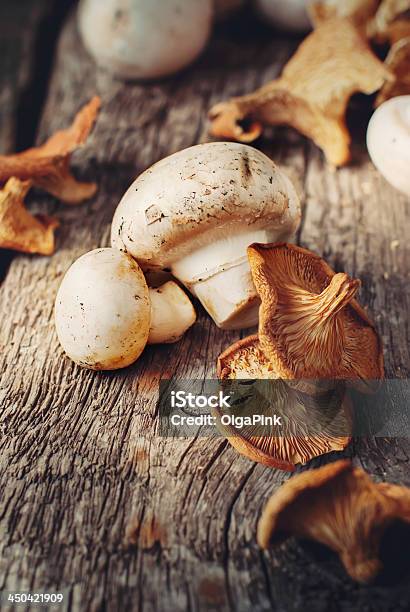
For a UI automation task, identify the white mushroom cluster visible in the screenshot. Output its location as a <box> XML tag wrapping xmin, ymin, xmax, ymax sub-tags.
<box><xmin>55</xmin><ymin>142</ymin><xmax>301</xmax><ymax>370</ymax></box>
<box><xmin>77</xmin><ymin>0</ymin><xmax>316</xmax><ymax>81</ymax></box>
<box><xmin>111</xmin><ymin>142</ymin><xmax>301</xmax><ymax>330</ymax></box>
<box><xmin>55</xmin><ymin>248</ymin><xmax>196</xmax><ymax>370</ymax></box>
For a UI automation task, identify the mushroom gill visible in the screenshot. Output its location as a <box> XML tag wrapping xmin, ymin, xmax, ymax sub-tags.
<box><xmin>216</xmin><ymin>336</ymin><xmax>351</xmax><ymax>471</ymax></box>
<box><xmin>257</xmin><ymin>460</ymin><xmax>410</xmax><ymax>583</ymax></box>
<box><xmin>247</xmin><ymin>243</ymin><xmax>384</xmax><ymax>384</ymax></box>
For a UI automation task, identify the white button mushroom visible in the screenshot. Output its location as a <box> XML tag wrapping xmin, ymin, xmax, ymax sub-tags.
<box><xmin>253</xmin><ymin>0</ymin><xmax>312</xmax><ymax>32</ymax></box>
<box><xmin>55</xmin><ymin>248</ymin><xmax>196</xmax><ymax>370</ymax></box>
<box><xmin>111</xmin><ymin>142</ymin><xmax>301</xmax><ymax>330</ymax></box>
<box><xmin>367</xmin><ymin>96</ymin><xmax>410</xmax><ymax>198</ymax></box>
<box><xmin>77</xmin><ymin>0</ymin><xmax>213</xmax><ymax>80</ymax></box>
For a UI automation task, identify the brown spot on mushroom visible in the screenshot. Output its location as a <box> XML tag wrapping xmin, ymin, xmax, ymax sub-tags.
<box><xmin>247</xmin><ymin>243</ymin><xmax>384</xmax><ymax>385</ymax></box>
<box><xmin>145</xmin><ymin>204</ymin><xmax>165</xmax><ymax>225</ymax></box>
<box><xmin>257</xmin><ymin>460</ymin><xmax>410</xmax><ymax>583</ymax></box>
<box><xmin>209</xmin><ymin>19</ymin><xmax>392</xmax><ymax>166</ymax></box>
<box><xmin>240</xmin><ymin>151</ymin><xmax>253</xmax><ymax>185</ymax></box>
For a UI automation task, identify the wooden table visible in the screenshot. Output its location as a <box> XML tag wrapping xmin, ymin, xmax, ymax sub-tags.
<box><xmin>0</xmin><ymin>2</ymin><xmax>409</xmax><ymax>610</ymax></box>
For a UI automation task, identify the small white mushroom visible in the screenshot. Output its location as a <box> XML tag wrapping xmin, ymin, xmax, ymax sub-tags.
<box><xmin>78</xmin><ymin>0</ymin><xmax>213</xmax><ymax>80</ymax></box>
<box><xmin>148</xmin><ymin>281</ymin><xmax>196</xmax><ymax>344</ymax></box>
<box><xmin>367</xmin><ymin>96</ymin><xmax>410</xmax><ymax>197</ymax></box>
<box><xmin>55</xmin><ymin>248</ymin><xmax>196</xmax><ymax>370</ymax></box>
<box><xmin>111</xmin><ymin>142</ymin><xmax>301</xmax><ymax>330</ymax></box>
<box><xmin>253</xmin><ymin>0</ymin><xmax>312</xmax><ymax>32</ymax></box>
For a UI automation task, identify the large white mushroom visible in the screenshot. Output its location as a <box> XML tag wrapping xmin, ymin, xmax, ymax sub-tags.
<box><xmin>77</xmin><ymin>0</ymin><xmax>213</xmax><ymax>80</ymax></box>
<box><xmin>367</xmin><ymin>96</ymin><xmax>410</xmax><ymax>197</ymax></box>
<box><xmin>55</xmin><ymin>248</ymin><xmax>196</xmax><ymax>370</ymax></box>
<box><xmin>253</xmin><ymin>0</ymin><xmax>312</xmax><ymax>32</ymax></box>
<box><xmin>111</xmin><ymin>142</ymin><xmax>301</xmax><ymax>330</ymax></box>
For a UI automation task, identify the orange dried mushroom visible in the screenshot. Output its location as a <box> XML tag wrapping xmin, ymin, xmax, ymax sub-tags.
<box><xmin>209</xmin><ymin>18</ymin><xmax>391</xmax><ymax>166</ymax></box>
<box><xmin>367</xmin><ymin>0</ymin><xmax>410</xmax><ymax>42</ymax></box>
<box><xmin>247</xmin><ymin>243</ymin><xmax>384</xmax><ymax>383</ymax></box>
<box><xmin>216</xmin><ymin>336</ymin><xmax>351</xmax><ymax>471</ymax></box>
<box><xmin>376</xmin><ymin>37</ymin><xmax>410</xmax><ymax>104</ymax></box>
<box><xmin>0</xmin><ymin>96</ymin><xmax>100</xmax><ymax>204</ymax></box>
<box><xmin>309</xmin><ymin>0</ymin><xmax>379</xmax><ymax>29</ymax></box>
<box><xmin>257</xmin><ymin>460</ymin><xmax>410</xmax><ymax>582</ymax></box>
<box><xmin>0</xmin><ymin>178</ymin><xmax>59</xmax><ymax>255</ymax></box>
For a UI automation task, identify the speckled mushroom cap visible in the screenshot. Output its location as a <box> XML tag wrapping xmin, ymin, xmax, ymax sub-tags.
<box><xmin>112</xmin><ymin>142</ymin><xmax>300</xmax><ymax>267</ymax></box>
<box><xmin>111</xmin><ymin>142</ymin><xmax>301</xmax><ymax>329</ymax></box>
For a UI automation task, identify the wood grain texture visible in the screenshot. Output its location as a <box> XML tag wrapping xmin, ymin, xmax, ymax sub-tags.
<box><xmin>0</xmin><ymin>9</ymin><xmax>409</xmax><ymax>612</ymax></box>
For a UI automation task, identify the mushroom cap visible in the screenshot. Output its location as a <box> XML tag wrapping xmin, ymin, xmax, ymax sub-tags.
<box><xmin>254</xmin><ymin>0</ymin><xmax>312</xmax><ymax>32</ymax></box>
<box><xmin>111</xmin><ymin>142</ymin><xmax>301</xmax><ymax>269</ymax></box>
<box><xmin>367</xmin><ymin>95</ymin><xmax>410</xmax><ymax>197</ymax></box>
<box><xmin>216</xmin><ymin>335</ymin><xmax>351</xmax><ymax>471</ymax></box>
<box><xmin>55</xmin><ymin>248</ymin><xmax>150</xmax><ymax>370</ymax></box>
<box><xmin>78</xmin><ymin>0</ymin><xmax>213</xmax><ymax>80</ymax></box>
<box><xmin>257</xmin><ymin>460</ymin><xmax>410</xmax><ymax>582</ymax></box>
<box><xmin>247</xmin><ymin>242</ymin><xmax>384</xmax><ymax>383</ymax></box>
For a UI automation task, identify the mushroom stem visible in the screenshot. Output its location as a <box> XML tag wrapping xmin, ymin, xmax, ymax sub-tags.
<box><xmin>148</xmin><ymin>281</ymin><xmax>196</xmax><ymax>345</ymax></box>
<box><xmin>317</xmin><ymin>273</ymin><xmax>361</xmax><ymax>318</ymax></box>
<box><xmin>172</xmin><ymin>229</ymin><xmax>294</xmax><ymax>329</ymax></box>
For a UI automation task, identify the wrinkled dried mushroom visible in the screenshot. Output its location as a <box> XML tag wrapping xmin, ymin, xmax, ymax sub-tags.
<box><xmin>367</xmin><ymin>0</ymin><xmax>410</xmax><ymax>43</ymax></box>
<box><xmin>209</xmin><ymin>18</ymin><xmax>392</xmax><ymax>166</ymax></box>
<box><xmin>247</xmin><ymin>243</ymin><xmax>384</xmax><ymax>384</ymax></box>
<box><xmin>376</xmin><ymin>37</ymin><xmax>410</xmax><ymax>104</ymax></box>
<box><xmin>216</xmin><ymin>335</ymin><xmax>351</xmax><ymax>471</ymax></box>
<box><xmin>217</xmin><ymin>334</ymin><xmax>277</xmax><ymax>380</ymax></box>
<box><xmin>257</xmin><ymin>460</ymin><xmax>410</xmax><ymax>582</ymax></box>
<box><xmin>309</xmin><ymin>0</ymin><xmax>379</xmax><ymax>29</ymax></box>
<box><xmin>0</xmin><ymin>96</ymin><xmax>100</xmax><ymax>204</ymax></box>
<box><xmin>0</xmin><ymin>178</ymin><xmax>59</xmax><ymax>255</ymax></box>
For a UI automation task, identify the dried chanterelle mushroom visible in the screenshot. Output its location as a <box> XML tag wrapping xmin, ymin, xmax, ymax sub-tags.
<box><xmin>0</xmin><ymin>96</ymin><xmax>100</xmax><ymax>204</ymax></box>
<box><xmin>309</xmin><ymin>0</ymin><xmax>380</xmax><ymax>29</ymax></box>
<box><xmin>209</xmin><ymin>18</ymin><xmax>392</xmax><ymax>166</ymax></box>
<box><xmin>376</xmin><ymin>37</ymin><xmax>410</xmax><ymax>105</ymax></box>
<box><xmin>247</xmin><ymin>243</ymin><xmax>384</xmax><ymax>384</ymax></box>
<box><xmin>367</xmin><ymin>0</ymin><xmax>410</xmax><ymax>43</ymax></box>
<box><xmin>257</xmin><ymin>460</ymin><xmax>410</xmax><ymax>583</ymax></box>
<box><xmin>111</xmin><ymin>142</ymin><xmax>301</xmax><ymax>330</ymax></box>
<box><xmin>0</xmin><ymin>178</ymin><xmax>59</xmax><ymax>255</ymax></box>
<box><xmin>55</xmin><ymin>248</ymin><xmax>196</xmax><ymax>370</ymax></box>
<box><xmin>78</xmin><ymin>0</ymin><xmax>213</xmax><ymax>80</ymax></box>
<box><xmin>216</xmin><ymin>337</ymin><xmax>351</xmax><ymax>470</ymax></box>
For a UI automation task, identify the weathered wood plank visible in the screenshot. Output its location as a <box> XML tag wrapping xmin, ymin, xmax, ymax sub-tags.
<box><xmin>0</xmin><ymin>8</ymin><xmax>409</xmax><ymax>612</ymax></box>
<box><xmin>0</xmin><ymin>0</ymin><xmax>54</xmax><ymax>154</ymax></box>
